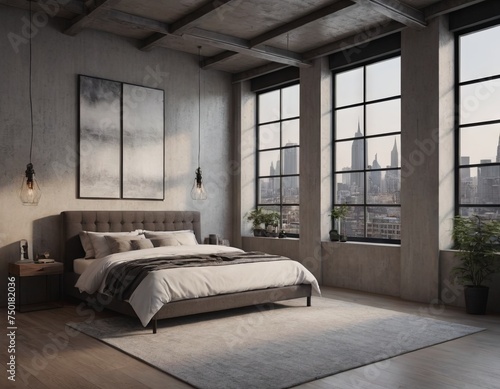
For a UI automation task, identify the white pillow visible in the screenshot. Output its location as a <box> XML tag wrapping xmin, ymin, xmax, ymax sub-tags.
<box><xmin>144</xmin><ymin>230</ymin><xmax>198</xmax><ymax>246</ymax></box>
<box><xmin>86</xmin><ymin>230</ymin><xmax>140</xmax><ymax>259</ymax></box>
<box><xmin>79</xmin><ymin>231</ymin><xmax>95</xmax><ymax>259</ymax></box>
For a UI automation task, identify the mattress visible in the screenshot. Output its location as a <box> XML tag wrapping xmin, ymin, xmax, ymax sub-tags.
<box><xmin>74</xmin><ymin>258</ymin><xmax>94</xmax><ymax>275</ymax></box>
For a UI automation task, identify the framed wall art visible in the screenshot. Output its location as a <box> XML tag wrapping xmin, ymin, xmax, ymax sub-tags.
<box><xmin>78</xmin><ymin>75</ymin><xmax>165</xmax><ymax>200</ymax></box>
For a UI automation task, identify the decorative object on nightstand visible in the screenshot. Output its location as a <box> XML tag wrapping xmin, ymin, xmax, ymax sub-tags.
<box><xmin>9</xmin><ymin>261</ymin><xmax>64</xmax><ymax>312</ymax></box>
<box><xmin>36</xmin><ymin>251</ymin><xmax>54</xmax><ymax>263</ymax></box>
<box><xmin>18</xmin><ymin>239</ymin><xmax>32</xmax><ymax>263</ymax></box>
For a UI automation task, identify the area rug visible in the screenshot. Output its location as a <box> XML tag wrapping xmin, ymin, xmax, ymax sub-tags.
<box><xmin>67</xmin><ymin>297</ymin><xmax>482</xmax><ymax>389</ymax></box>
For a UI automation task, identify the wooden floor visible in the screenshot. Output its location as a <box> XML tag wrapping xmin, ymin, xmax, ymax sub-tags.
<box><xmin>3</xmin><ymin>287</ymin><xmax>499</xmax><ymax>389</ymax></box>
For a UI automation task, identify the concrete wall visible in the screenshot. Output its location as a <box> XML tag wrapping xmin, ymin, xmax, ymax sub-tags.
<box><xmin>0</xmin><ymin>7</ymin><xmax>233</xmax><ymax>304</ymax></box>
<box><xmin>400</xmin><ymin>16</ymin><xmax>455</xmax><ymax>304</ymax></box>
<box><xmin>322</xmin><ymin>242</ymin><xmax>401</xmax><ymax>297</ymax></box>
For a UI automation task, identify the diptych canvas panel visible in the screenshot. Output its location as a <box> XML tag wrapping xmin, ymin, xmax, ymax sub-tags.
<box><xmin>79</xmin><ymin>75</ymin><xmax>164</xmax><ymax>200</ymax></box>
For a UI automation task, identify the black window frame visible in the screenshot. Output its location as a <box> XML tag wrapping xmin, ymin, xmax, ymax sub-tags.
<box><xmin>455</xmin><ymin>20</ymin><xmax>500</xmax><ymax>219</ymax></box>
<box><xmin>256</xmin><ymin>82</ymin><xmax>300</xmax><ymax>237</ymax></box>
<box><xmin>332</xmin><ymin>53</ymin><xmax>402</xmax><ymax>244</ymax></box>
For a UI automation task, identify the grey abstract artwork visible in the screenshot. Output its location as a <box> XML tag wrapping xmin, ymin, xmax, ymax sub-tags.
<box><xmin>79</xmin><ymin>76</ymin><xmax>121</xmax><ymax>198</ymax></box>
<box><xmin>123</xmin><ymin>84</ymin><xmax>164</xmax><ymax>199</ymax></box>
<box><xmin>79</xmin><ymin>75</ymin><xmax>165</xmax><ymax>200</ymax></box>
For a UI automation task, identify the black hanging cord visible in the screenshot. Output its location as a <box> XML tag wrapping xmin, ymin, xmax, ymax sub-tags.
<box><xmin>28</xmin><ymin>0</ymin><xmax>34</xmax><ymax>164</ymax></box>
<box><xmin>197</xmin><ymin>46</ymin><xmax>201</xmax><ymax>168</ymax></box>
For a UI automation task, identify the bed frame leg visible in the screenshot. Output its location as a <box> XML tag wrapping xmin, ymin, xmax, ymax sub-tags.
<box><xmin>307</xmin><ymin>296</ymin><xmax>311</xmax><ymax>307</ymax></box>
<box><xmin>153</xmin><ymin>319</ymin><xmax>157</xmax><ymax>334</ymax></box>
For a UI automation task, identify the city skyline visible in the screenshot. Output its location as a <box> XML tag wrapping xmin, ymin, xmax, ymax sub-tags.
<box><xmin>460</xmin><ymin>133</ymin><xmax>500</xmax><ymax>209</ymax></box>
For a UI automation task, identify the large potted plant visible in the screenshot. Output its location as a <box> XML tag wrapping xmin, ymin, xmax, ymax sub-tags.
<box><xmin>451</xmin><ymin>215</ymin><xmax>500</xmax><ymax>314</ymax></box>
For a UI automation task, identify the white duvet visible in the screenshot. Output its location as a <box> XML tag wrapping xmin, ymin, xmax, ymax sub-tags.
<box><xmin>75</xmin><ymin>245</ymin><xmax>321</xmax><ymax>326</ymax></box>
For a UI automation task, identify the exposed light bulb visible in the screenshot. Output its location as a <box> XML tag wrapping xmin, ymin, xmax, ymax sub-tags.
<box><xmin>191</xmin><ymin>167</ymin><xmax>207</xmax><ymax>200</ymax></box>
<box><xmin>20</xmin><ymin>163</ymin><xmax>41</xmax><ymax>205</ymax></box>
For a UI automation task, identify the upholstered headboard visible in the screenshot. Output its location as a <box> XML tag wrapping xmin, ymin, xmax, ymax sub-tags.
<box><xmin>61</xmin><ymin>210</ymin><xmax>201</xmax><ymax>272</ymax></box>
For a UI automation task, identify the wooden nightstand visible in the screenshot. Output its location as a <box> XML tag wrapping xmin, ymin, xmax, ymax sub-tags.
<box><xmin>8</xmin><ymin>262</ymin><xmax>64</xmax><ymax>312</ymax></box>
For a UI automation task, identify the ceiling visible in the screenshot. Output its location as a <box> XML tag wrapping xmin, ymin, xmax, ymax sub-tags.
<box><xmin>1</xmin><ymin>0</ymin><xmax>487</xmax><ymax>81</ymax></box>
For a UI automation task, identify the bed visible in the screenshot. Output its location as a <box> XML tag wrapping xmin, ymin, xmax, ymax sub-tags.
<box><xmin>62</xmin><ymin>210</ymin><xmax>320</xmax><ymax>333</ymax></box>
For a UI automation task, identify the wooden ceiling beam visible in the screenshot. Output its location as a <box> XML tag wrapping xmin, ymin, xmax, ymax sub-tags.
<box><xmin>202</xmin><ymin>0</ymin><xmax>355</xmax><ymax>70</ymax></box>
<box><xmin>356</xmin><ymin>0</ymin><xmax>426</xmax><ymax>29</ymax></box>
<box><xmin>423</xmin><ymin>0</ymin><xmax>487</xmax><ymax>20</ymax></box>
<box><xmin>249</xmin><ymin>0</ymin><xmax>355</xmax><ymax>47</ymax></box>
<box><xmin>202</xmin><ymin>51</ymin><xmax>239</xmax><ymax>69</ymax></box>
<box><xmin>232</xmin><ymin>62</ymin><xmax>290</xmax><ymax>83</ymax></box>
<box><xmin>0</xmin><ymin>0</ymin><xmax>86</xmax><ymax>15</ymax></box>
<box><xmin>140</xmin><ymin>0</ymin><xmax>237</xmax><ymax>51</ymax></box>
<box><xmin>102</xmin><ymin>10</ymin><xmax>169</xmax><ymax>34</ymax></box>
<box><xmin>233</xmin><ymin>20</ymin><xmax>405</xmax><ymax>81</ymax></box>
<box><xmin>64</xmin><ymin>0</ymin><xmax>122</xmax><ymax>36</ymax></box>
<box><xmin>184</xmin><ymin>28</ymin><xmax>311</xmax><ymax>68</ymax></box>
<box><xmin>170</xmin><ymin>0</ymin><xmax>235</xmax><ymax>34</ymax></box>
<box><xmin>303</xmin><ymin>20</ymin><xmax>405</xmax><ymax>60</ymax></box>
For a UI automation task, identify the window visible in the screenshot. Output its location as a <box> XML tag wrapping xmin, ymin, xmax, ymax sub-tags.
<box><xmin>457</xmin><ymin>24</ymin><xmax>500</xmax><ymax>219</ymax></box>
<box><xmin>257</xmin><ymin>84</ymin><xmax>300</xmax><ymax>236</ymax></box>
<box><xmin>333</xmin><ymin>56</ymin><xmax>401</xmax><ymax>242</ymax></box>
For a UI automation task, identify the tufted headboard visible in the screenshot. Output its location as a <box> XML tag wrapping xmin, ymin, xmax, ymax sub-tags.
<box><xmin>61</xmin><ymin>210</ymin><xmax>201</xmax><ymax>272</ymax></box>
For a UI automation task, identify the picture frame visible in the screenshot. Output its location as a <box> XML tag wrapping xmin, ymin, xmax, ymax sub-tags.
<box><xmin>78</xmin><ymin>75</ymin><xmax>165</xmax><ymax>200</ymax></box>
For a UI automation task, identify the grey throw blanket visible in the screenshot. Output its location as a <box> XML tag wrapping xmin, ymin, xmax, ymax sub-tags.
<box><xmin>102</xmin><ymin>251</ymin><xmax>288</xmax><ymax>301</ymax></box>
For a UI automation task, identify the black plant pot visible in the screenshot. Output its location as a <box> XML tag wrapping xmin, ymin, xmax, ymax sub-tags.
<box><xmin>464</xmin><ymin>286</ymin><xmax>489</xmax><ymax>315</ymax></box>
<box><xmin>329</xmin><ymin>229</ymin><xmax>340</xmax><ymax>241</ymax></box>
<box><xmin>253</xmin><ymin>228</ymin><xmax>266</xmax><ymax>237</ymax></box>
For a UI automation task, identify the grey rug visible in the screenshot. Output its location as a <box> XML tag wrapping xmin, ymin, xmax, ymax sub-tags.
<box><xmin>67</xmin><ymin>297</ymin><xmax>482</xmax><ymax>389</ymax></box>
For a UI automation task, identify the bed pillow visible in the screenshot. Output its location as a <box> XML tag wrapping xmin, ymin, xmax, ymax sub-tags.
<box><xmin>145</xmin><ymin>230</ymin><xmax>198</xmax><ymax>246</ymax></box>
<box><xmin>150</xmin><ymin>237</ymin><xmax>181</xmax><ymax>247</ymax></box>
<box><xmin>105</xmin><ymin>235</ymin><xmax>146</xmax><ymax>254</ymax></box>
<box><xmin>132</xmin><ymin>239</ymin><xmax>155</xmax><ymax>250</ymax></box>
<box><xmin>87</xmin><ymin>231</ymin><xmax>140</xmax><ymax>259</ymax></box>
<box><xmin>79</xmin><ymin>231</ymin><xmax>95</xmax><ymax>259</ymax></box>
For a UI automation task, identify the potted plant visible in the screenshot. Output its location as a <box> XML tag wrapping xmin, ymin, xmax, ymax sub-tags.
<box><xmin>262</xmin><ymin>210</ymin><xmax>280</xmax><ymax>237</ymax></box>
<box><xmin>451</xmin><ymin>215</ymin><xmax>500</xmax><ymax>314</ymax></box>
<box><xmin>329</xmin><ymin>204</ymin><xmax>349</xmax><ymax>242</ymax></box>
<box><xmin>246</xmin><ymin>208</ymin><xmax>280</xmax><ymax>237</ymax></box>
<box><xmin>246</xmin><ymin>208</ymin><xmax>266</xmax><ymax>236</ymax></box>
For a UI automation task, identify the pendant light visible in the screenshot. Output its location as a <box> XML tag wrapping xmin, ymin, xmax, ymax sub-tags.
<box><xmin>191</xmin><ymin>46</ymin><xmax>207</xmax><ymax>200</ymax></box>
<box><xmin>20</xmin><ymin>0</ymin><xmax>41</xmax><ymax>206</ymax></box>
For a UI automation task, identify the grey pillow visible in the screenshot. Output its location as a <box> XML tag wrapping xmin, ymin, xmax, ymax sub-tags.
<box><xmin>105</xmin><ymin>235</ymin><xmax>146</xmax><ymax>254</ymax></box>
<box><xmin>132</xmin><ymin>239</ymin><xmax>155</xmax><ymax>250</ymax></box>
<box><xmin>150</xmin><ymin>237</ymin><xmax>181</xmax><ymax>247</ymax></box>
